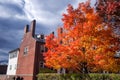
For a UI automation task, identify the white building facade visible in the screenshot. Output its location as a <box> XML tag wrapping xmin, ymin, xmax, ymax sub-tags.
<box><xmin>6</xmin><ymin>48</ymin><xmax>19</xmax><ymax>75</ymax></box>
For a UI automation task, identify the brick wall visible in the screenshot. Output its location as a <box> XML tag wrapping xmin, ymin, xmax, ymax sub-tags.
<box><xmin>16</xmin><ymin>20</ymin><xmax>45</xmax><ymax>80</ymax></box>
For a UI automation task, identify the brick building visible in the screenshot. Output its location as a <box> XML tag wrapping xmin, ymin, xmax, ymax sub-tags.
<box><xmin>7</xmin><ymin>20</ymin><xmax>45</xmax><ymax>80</ymax></box>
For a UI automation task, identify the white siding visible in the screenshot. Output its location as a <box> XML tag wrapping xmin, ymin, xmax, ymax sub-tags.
<box><xmin>6</xmin><ymin>50</ymin><xmax>19</xmax><ymax>75</ymax></box>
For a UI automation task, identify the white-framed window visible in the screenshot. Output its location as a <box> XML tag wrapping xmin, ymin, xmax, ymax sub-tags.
<box><xmin>24</xmin><ymin>47</ymin><xmax>28</xmax><ymax>55</ymax></box>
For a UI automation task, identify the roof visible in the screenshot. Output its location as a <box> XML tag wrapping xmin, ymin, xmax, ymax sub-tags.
<box><xmin>34</xmin><ymin>34</ymin><xmax>45</xmax><ymax>43</ymax></box>
<box><xmin>9</xmin><ymin>48</ymin><xmax>19</xmax><ymax>53</ymax></box>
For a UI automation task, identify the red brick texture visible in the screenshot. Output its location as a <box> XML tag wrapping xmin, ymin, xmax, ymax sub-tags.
<box><xmin>16</xmin><ymin>20</ymin><xmax>45</xmax><ymax>80</ymax></box>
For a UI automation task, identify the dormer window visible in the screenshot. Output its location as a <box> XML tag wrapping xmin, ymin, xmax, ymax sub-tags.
<box><xmin>24</xmin><ymin>47</ymin><xmax>28</xmax><ymax>55</ymax></box>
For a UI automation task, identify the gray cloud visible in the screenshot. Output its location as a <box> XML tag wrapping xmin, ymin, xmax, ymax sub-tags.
<box><xmin>31</xmin><ymin>0</ymin><xmax>75</xmax><ymax>12</ymax></box>
<box><xmin>0</xmin><ymin>17</ymin><xmax>28</xmax><ymax>63</ymax></box>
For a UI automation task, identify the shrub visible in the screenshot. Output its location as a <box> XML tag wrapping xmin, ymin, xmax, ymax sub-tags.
<box><xmin>37</xmin><ymin>73</ymin><xmax>120</xmax><ymax>80</ymax></box>
<box><xmin>111</xmin><ymin>74</ymin><xmax>120</xmax><ymax>80</ymax></box>
<box><xmin>39</xmin><ymin>68</ymin><xmax>56</xmax><ymax>73</ymax></box>
<box><xmin>37</xmin><ymin>73</ymin><xmax>60</xmax><ymax>80</ymax></box>
<box><xmin>90</xmin><ymin>73</ymin><xmax>120</xmax><ymax>80</ymax></box>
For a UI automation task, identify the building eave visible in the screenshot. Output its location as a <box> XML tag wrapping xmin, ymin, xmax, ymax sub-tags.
<box><xmin>9</xmin><ymin>48</ymin><xmax>19</xmax><ymax>53</ymax></box>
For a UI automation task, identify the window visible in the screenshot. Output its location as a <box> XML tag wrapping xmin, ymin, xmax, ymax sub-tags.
<box><xmin>40</xmin><ymin>45</ymin><xmax>45</xmax><ymax>53</ymax></box>
<box><xmin>24</xmin><ymin>47</ymin><xmax>28</xmax><ymax>55</ymax></box>
<box><xmin>10</xmin><ymin>53</ymin><xmax>14</xmax><ymax>59</ymax></box>
<box><xmin>40</xmin><ymin>61</ymin><xmax>44</xmax><ymax>68</ymax></box>
<box><xmin>10</xmin><ymin>51</ymin><xmax>17</xmax><ymax>59</ymax></box>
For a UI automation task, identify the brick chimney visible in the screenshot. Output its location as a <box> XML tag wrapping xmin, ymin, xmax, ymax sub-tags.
<box><xmin>24</xmin><ymin>25</ymin><xmax>29</xmax><ymax>34</ymax></box>
<box><xmin>17</xmin><ymin>20</ymin><xmax>46</xmax><ymax>80</ymax></box>
<box><xmin>30</xmin><ymin>20</ymin><xmax>36</xmax><ymax>37</ymax></box>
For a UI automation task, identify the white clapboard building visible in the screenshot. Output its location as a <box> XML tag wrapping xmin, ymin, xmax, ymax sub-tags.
<box><xmin>6</xmin><ymin>48</ymin><xmax>19</xmax><ymax>75</ymax></box>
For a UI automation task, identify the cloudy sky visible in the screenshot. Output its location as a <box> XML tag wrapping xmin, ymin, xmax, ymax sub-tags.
<box><xmin>0</xmin><ymin>0</ymin><xmax>96</xmax><ymax>64</ymax></box>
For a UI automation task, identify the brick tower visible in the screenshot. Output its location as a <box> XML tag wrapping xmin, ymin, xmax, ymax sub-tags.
<box><xmin>16</xmin><ymin>20</ymin><xmax>45</xmax><ymax>80</ymax></box>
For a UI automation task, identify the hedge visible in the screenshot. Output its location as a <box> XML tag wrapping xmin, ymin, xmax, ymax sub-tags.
<box><xmin>37</xmin><ymin>73</ymin><xmax>120</xmax><ymax>80</ymax></box>
<box><xmin>39</xmin><ymin>68</ymin><xmax>56</xmax><ymax>73</ymax></box>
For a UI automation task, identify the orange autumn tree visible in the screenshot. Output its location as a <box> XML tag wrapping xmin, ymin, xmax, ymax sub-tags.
<box><xmin>44</xmin><ymin>32</ymin><xmax>61</xmax><ymax>69</ymax></box>
<box><xmin>44</xmin><ymin>0</ymin><xmax>120</xmax><ymax>73</ymax></box>
<box><xmin>44</xmin><ymin>31</ymin><xmax>73</xmax><ymax>70</ymax></box>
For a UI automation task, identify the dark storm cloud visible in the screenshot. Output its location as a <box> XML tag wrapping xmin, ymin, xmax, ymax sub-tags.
<box><xmin>0</xmin><ymin>17</ymin><xmax>50</xmax><ymax>49</ymax></box>
<box><xmin>0</xmin><ymin>18</ymin><xmax>25</xmax><ymax>30</ymax></box>
<box><xmin>36</xmin><ymin>23</ymin><xmax>56</xmax><ymax>35</ymax></box>
<box><xmin>0</xmin><ymin>17</ymin><xmax>28</xmax><ymax>62</ymax></box>
<box><xmin>0</xmin><ymin>16</ymin><xmax>52</xmax><ymax>62</ymax></box>
<box><xmin>0</xmin><ymin>52</ymin><xmax>8</xmax><ymax>64</ymax></box>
